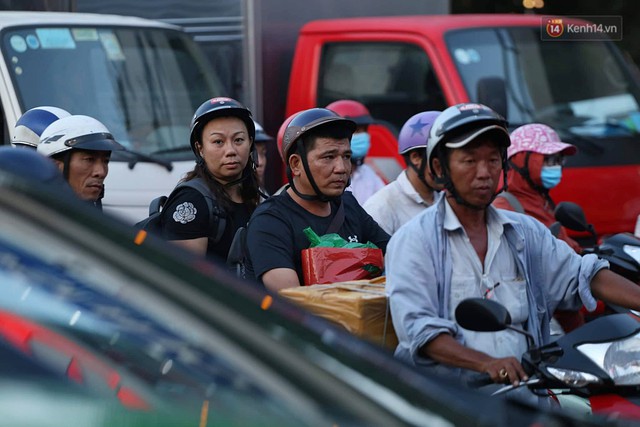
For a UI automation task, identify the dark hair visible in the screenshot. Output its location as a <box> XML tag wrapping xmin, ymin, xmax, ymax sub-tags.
<box><xmin>401</xmin><ymin>148</ymin><xmax>425</xmax><ymax>166</ymax></box>
<box><xmin>183</xmin><ymin>161</ymin><xmax>260</xmax><ymax>214</ymax></box>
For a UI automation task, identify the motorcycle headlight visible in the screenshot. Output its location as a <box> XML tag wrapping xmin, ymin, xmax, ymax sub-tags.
<box><xmin>577</xmin><ymin>332</ymin><xmax>640</xmax><ymax>385</ymax></box>
<box><xmin>624</xmin><ymin>244</ymin><xmax>640</xmax><ymax>266</ymax></box>
<box><xmin>546</xmin><ymin>367</ymin><xmax>602</xmax><ymax>387</ymax></box>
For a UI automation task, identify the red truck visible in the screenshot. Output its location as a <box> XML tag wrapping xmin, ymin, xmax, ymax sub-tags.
<box><xmin>286</xmin><ymin>14</ymin><xmax>640</xmax><ymax>239</ymax></box>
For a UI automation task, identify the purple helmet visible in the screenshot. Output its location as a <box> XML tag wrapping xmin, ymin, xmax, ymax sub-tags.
<box><xmin>398</xmin><ymin>111</ymin><xmax>441</xmax><ymax>154</ymax></box>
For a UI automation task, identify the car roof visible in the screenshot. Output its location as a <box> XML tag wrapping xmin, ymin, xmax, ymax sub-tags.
<box><xmin>0</xmin><ymin>11</ymin><xmax>178</xmax><ymax>30</ymax></box>
<box><xmin>301</xmin><ymin>14</ymin><xmax>589</xmax><ymax>36</ymax></box>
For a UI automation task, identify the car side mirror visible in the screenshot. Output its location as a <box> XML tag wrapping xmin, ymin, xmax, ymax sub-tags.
<box><xmin>455</xmin><ymin>298</ymin><xmax>511</xmax><ymax>332</ymax></box>
<box><xmin>477</xmin><ymin>77</ymin><xmax>507</xmax><ymax>120</ymax></box>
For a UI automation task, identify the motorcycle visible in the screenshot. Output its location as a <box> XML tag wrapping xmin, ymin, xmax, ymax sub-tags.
<box><xmin>554</xmin><ymin>201</ymin><xmax>640</xmax><ymax>284</ymax></box>
<box><xmin>456</xmin><ymin>297</ymin><xmax>640</xmax><ymax>420</ymax></box>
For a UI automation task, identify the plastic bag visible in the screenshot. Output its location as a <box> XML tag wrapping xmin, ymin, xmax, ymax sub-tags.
<box><xmin>303</xmin><ymin>227</ymin><xmax>378</xmax><ymax>249</ymax></box>
<box><xmin>301</xmin><ymin>227</ymin><xmax>383</xmax><ymax>285</ymax></box>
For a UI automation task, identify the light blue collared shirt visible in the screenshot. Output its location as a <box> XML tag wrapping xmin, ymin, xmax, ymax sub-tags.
<box><xmin>386</xmin><ymin>195</ymin><xmax>608</xmax><ymax>374</ymax></box>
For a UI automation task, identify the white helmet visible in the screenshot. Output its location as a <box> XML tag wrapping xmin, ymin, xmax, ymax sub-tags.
<box><xmin>38</xmin><ymin>115</ymin><xmax>124</xmax><ymax>157</ymax></box>
<box><xmin>13</xmin><ymin>106</ymin><xmax>71</xmax><ymax>148</ymax></box>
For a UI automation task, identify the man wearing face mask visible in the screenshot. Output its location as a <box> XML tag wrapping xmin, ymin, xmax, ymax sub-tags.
<box><xmin>326</xmin><ymin>100</ymin><xmax>386</xmax><ymax>205</ymax></box>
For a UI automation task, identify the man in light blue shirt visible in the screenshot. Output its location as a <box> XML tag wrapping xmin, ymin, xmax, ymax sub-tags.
<box><xmin>386</xmin><ymin>103</ymin><xmax>640</xmax><ymax>389</ymax></box>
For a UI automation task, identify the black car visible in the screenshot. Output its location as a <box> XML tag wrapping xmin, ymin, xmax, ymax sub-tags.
<box><xmin>0</xmin><ymin>168</ymin><xmax>619</xmax><ymax>427</ymax></box>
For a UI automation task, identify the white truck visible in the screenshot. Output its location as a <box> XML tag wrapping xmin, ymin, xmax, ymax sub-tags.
<box><xmin>0</xmin><ymin>11</ymin><xmax>224</xmax><ymax>222</ymax></box>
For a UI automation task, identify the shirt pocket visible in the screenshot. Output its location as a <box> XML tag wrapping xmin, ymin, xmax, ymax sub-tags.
<box><xmin>494</xmin><ymin>278</ymin><xmax>528</xmax><ymax>325</ymax></box>
<box><xmin>449</xmin><ymin>275</ymin><xmax>480</xmax><ymax>319</ymax></box>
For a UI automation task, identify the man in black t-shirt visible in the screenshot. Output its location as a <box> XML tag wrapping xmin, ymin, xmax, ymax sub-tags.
<box><xmin>245</xmin><ymin>108</ymin><xmax>390</xmax><ymax>292</ymax></box>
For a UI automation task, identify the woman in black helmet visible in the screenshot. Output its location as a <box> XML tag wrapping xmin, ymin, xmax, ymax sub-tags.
<box><xmin>160</xmin><ymin>97</ymin><xmax>260</xmax><ymax>262</ymax></box>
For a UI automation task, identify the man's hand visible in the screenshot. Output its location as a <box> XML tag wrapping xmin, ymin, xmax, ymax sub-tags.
<box><xmin>422</xmin><ymin>334</ymin><xmax>528</xmax><ymax>386</ymax></box>
<box><xmin>479</xmin><ymin>356</ymin><xmax>529</xmax><ymax>385</ymax></box>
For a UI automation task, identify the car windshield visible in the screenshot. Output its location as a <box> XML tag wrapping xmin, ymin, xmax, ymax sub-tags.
<box><xmin>446</xmin><ymin>27</ymin><xmax>640</xmax><ymax>137</ymax></box>
<box><xmin>2</xmin><ymin>25</ymin><xmax>222</xmax><ymax>159</ymax></box>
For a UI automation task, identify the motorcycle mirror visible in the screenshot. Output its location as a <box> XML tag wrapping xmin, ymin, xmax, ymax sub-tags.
<box><xmin>554</xmin><ymin>202</ymin><xmax>595</xmax><ymax>236</ymax></box>
<box><xmin>455</xmin><ymin>298</ymin><xmax>512</xmax><ymax>332</ymax></box>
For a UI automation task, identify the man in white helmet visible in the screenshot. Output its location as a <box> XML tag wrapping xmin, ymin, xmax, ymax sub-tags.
<box><xmin>38</xmin><ymin>115</ymin><xmax>124</xmax><ymax>209</ymax></box>
<box><xmin>12</xmin><ymin>106</ymin><xmax>70</xmax><ymax>149</ymax></box>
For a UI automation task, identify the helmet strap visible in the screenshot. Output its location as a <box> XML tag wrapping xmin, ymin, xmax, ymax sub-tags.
<box><xmin>408</xmin><ymin>155</ymin><xmax>436</xmax><ymax>192</ymax></box>
<box><xmin>289</xmin><ymin>141</ymin><xmax>339</xmax><ymax>202</ymax></box>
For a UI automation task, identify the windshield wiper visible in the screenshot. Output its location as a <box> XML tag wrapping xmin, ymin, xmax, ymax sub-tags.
<box><xmin>115</xmin><ymin>149</ymin><xmax>173</xmax><ymax>171</ymax></box>
<box><xmin>597</xmin><ymin>119</ymin><xmax>639</xmax><ymax>135</ymax></box>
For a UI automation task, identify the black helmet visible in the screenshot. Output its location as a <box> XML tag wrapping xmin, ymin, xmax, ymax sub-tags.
<box><xmin>427</xmin><ymin>103</ymin><xmax>509</xmax><ymax>172</ymax></box>
<box><xmin>281</xmin><ymin>108</ymin><xmax>356</xmax><ymax>162</ymax></box>
<box><xmin>189</xmin><ymin>97</ymin><xmax>255</xmax><ymax>158</ymax></box>
<box><xmin>253</xmin><ymin>120</ymin><xmax>273</xmax><ymax>143</ymax></box>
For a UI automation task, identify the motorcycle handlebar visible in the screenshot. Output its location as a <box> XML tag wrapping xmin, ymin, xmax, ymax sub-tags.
<box><xmin>467</xmin><ymin>372</ymin><xmax>493</xmax><ymax>388</ymax></box>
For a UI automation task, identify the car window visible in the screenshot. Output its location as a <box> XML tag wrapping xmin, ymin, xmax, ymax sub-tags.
<box><xmin>318</xmin><ymin>41</ymin><xmax>447</xmax><ymax>133</ymax></box>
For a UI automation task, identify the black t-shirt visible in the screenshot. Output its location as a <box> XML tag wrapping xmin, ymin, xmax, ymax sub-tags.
<box><xmin>161</xmin><ymin>187</ymin><xmax>251</xmax><ymax>263</ymax></box>
<box><xmin>245</xmin><ymin>191</ymin><xmax>390</xmax><ymax>285</ymax></box>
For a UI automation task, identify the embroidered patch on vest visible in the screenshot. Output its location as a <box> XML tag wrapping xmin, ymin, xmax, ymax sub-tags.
<box><xmin>173</xmin><ymin>202</ymin><xmax>197</xmax><ymax>224</ymax></box>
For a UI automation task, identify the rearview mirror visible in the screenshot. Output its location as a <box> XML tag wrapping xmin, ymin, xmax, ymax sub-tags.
<box><xmin>477</xmin><ymin>77</ymin><xmax>507</xmax><ymax>120</ymax></box>
<box><xmin>455</xmin><ymin>298</ymin><xmax>511</xmax><ymax>332</ymax></box>
<box><xmin>554</xmin><ymin>202</ymin><xmax>590</xmax><ymax>232</ymax></box>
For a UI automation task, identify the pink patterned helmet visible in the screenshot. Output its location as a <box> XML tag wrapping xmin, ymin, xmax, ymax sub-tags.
<box><xmin>508</xmin><ymin>123</ymin><xmax>577</xmax><ymax>159</ymax></box>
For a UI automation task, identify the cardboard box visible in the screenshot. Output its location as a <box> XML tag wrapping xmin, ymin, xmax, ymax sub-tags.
<box><xmin>279</xmin><ymin>279</ymin><xmax>398</xmax><ymax>349</ymax></box>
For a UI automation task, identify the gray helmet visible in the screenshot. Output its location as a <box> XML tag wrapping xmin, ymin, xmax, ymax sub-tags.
<box><xmin>427</xmin><ymin>103</ymin><xmax>510</xmax><ymax>172</ymax></box>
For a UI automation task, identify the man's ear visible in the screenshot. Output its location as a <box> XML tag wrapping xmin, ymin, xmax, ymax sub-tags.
<box><xmin>288</xmin><ymin>153</ymin><xmax>302</xmax><ymax>177</ymax></box>
<box><xmin>432</xmin><ymin>157</ymin><xmax>443</xmax><ymax>179</ymax></box>
<box><xmin>52</xmin><ymin>158</ymin><xmax>65</xmax><ymax>173</ymax></box>
<box><xmin>409</xmin><ymin>151</ymin><xmax>423</xmax><ymax>168</ymax></box>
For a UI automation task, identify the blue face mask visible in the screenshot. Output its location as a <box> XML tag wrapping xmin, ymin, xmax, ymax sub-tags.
<box><xmin>541</xmin><ymin>165</ymin><xmax>562</xmax><ymax>189</ymax></box>
<box><xmin>350</xmin><ymin>132</ymin><xmax>371</xmax><ymax>159</ymax></box>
